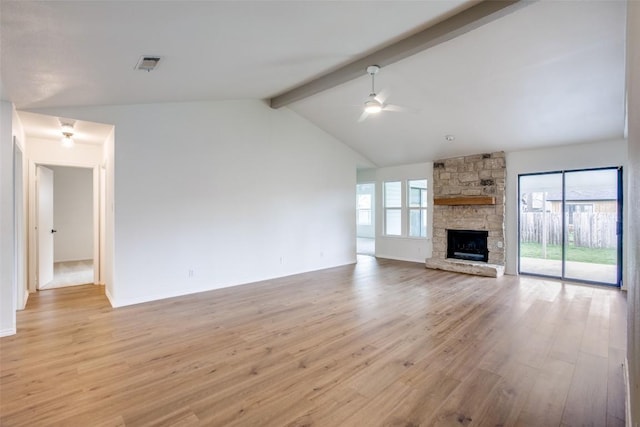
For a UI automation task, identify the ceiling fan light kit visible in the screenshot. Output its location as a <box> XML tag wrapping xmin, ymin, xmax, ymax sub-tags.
<box><xmin>364</xmin><ymin>95</ymin><xmax>383</xmax><ymax>114</ymax></box>
<box><xmin>359</xmin><ymin>65</ymin><xmax>410</xmax><ymax>121</ymax></box>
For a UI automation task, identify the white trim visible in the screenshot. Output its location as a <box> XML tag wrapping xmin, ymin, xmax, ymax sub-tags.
<box><xmin>0</xmin><ymin>328</ymin><xmax>16</xmax><ymax>337</ymax></box>
<box><xmin>624</xmin><ymin>357</ymin><xmax>632</xmax><ymax>427</ymax></box>
<box><xmin>105</xmin><ymin>287</ymin><xmax>115</xmax><ymax>307</ymax></box>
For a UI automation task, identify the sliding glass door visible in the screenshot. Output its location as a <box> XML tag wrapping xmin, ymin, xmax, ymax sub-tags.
<box><xmin>519</xmin><ymin>167</ymin><xmax>621</xmax><ymax>286</ymax></box>
<box><xmin>519</xmin><ymin>173</ymin><xmax>564</xmax><ymax>278</ymax></box>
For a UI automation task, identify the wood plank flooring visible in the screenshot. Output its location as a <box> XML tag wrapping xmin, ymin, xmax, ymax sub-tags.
<box><xmin>0</xmin><ymin>256</ymin><xmax>627</xmax><ymax>426</ymax></box>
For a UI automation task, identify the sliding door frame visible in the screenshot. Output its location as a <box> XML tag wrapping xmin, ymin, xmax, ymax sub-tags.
<box><xmin>518</xmin><ymin>166</ymin><xmax>622</xmax><ymax>287</ymax></box>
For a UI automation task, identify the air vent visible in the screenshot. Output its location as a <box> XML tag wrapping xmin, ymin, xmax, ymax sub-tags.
<box><xmin>135</xmin><ymin>56</ymin><xmax>161</xmax><ymax>71</ymax></box>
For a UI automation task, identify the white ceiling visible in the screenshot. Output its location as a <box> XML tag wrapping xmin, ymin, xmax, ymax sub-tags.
<box><xmin>290</xmin><ymin>1</ymin><xmax>627</xmax><ymax>166</ymax></box>
<box><xmin>0</xmin><ymin>1</ymin><xmax>627</xmax><ymax>166</ymax></box>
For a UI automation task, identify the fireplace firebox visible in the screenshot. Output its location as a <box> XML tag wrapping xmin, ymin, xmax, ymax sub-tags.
<box><xmin>447</xmin><ymin>230</ymin><xmax>489</xmax><ymax>263</ymax></box>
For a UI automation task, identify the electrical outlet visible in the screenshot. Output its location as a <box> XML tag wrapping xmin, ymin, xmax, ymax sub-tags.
<box><xmin>279</xmin><ymin>257</ymin><xmax>283</xmax><ymax>264</ymax></box>
<box><xmin>188</xmin><ymin>269</ymin><xmax>194</xmax><ymax>278</ymax></box>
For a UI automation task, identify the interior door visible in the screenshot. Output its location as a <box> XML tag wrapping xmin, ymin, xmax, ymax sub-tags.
<box><xmin>37</xmin><ymin>165</ymin><xmax>54</xmax><ymax>288</ymax></box>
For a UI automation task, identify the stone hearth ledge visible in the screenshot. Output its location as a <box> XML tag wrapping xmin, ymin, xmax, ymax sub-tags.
<box><xmin>425</xmin><ymin>258</ymin><xmax>505</xmax><ymax>278</ymax></box>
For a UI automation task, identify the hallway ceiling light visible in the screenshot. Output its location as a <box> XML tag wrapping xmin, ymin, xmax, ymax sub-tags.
<box><xmin>61</xmin><ymin>134</ymin><xmax>74</xmax><ymax>148</ymax></box>
<box><xmin>61</xmin><ymin>123</ymin><xmax>74</xmax><ymax>136</ymax></box>
<box><xmin>60</xmin><ymin>122</ymin><xmax>75</xmax><ymax>148</ymax></box>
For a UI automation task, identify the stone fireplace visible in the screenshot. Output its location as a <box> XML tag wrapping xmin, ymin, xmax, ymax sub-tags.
<box><xmin>425</xmin><ymin>152</ymin><xmax>505</xmax><ymax>277</ymax></box>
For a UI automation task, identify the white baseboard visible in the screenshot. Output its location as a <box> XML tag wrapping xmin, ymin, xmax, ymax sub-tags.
<box><xmin>624</xmin><ymin>357</ymin><xmax>632</xmax><ymax>427</ymax></box>
<box><xmin>105</xmin><ymin>287</ymin><xmax>115</xmax><ymax>307</ymax></box>
<box><xmin>0</xmin><ymin>328</ymin><xmax>16</xmax><ymax>337</ymax></box>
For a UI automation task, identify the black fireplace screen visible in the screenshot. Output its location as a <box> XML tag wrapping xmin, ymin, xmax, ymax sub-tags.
<box><xmin>447</xmin><ymin>230</ymin><xmax>489</xmax><ymax>262</ymax></box>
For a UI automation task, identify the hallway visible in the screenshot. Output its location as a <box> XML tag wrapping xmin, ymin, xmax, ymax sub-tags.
<box><xmin>39</xmin><ymin>260</ymin><xmax>93</xmax><ymax>290</ymax></box>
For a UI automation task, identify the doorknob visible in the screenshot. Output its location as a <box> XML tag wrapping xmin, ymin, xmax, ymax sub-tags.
<box><xmin>51</xmin><ymin>229</ymin><xmax>57</xmax><ymax>234</ymax></box>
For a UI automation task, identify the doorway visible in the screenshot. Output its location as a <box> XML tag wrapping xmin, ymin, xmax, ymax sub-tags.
<box><xmin>356</xmin><ymin>183</ymin><xmax>375</xmax><ymax>256</ymax></box>
<box><xmin>36</xmin><ymin>165</ymin><xmax>95</xmax><ymax>290</ymax></box>
<box><xmin>518</xmin><ymin>167</ymin><xmax>622</xmax><ymax>286</ymax></box>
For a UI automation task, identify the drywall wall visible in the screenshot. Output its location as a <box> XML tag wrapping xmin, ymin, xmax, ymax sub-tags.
<box><xmin>504</xmin><ymin>139</ymin><xmax>628</xmax><ymax>277</ymax></box>
<box><xmin>0</xmin><ymin>101</ymin><xmax>16</xmax><ymax>336</ymax></box>
<box><xmin>49</xmin><ymin>166</ymin><xmax>93</xmax><ymax>262</ymax></box>
<box><xmin>26</xmin><ymin>137</ymin><xmax>104</xmax><ymax>166</ymax></box>
<box><xmin>374</xmin><ymin>162</ymin><xmax>433</xmax><ymax>262</ymax></box>
<box><xmin>12</xmin><ymin>110</ymin><xmax>27</xmax><ymax>312</ymax></box>
<box><xmin>102</xmin><ymin>128</ymin><xmax>115</xmax><ymax>293</ymax></box>
<box><xmin>625</xmin><ymin>1</ymin><xmax>639</xmax><ymax>424</ymax></box>
<box><xmin>0</xmin><ymin>102</ymin><xmax>26</xmax><ymax>336</ymax></box>
<box><xmin>32</xmin><ymin>100</ymin><xmax>370</xmax><ymax>306</ymax></box>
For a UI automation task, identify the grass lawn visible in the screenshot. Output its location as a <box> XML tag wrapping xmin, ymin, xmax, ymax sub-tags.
<box><xmin>520</xmin><ymin>242</ymin><xmax>617</xmax><ymax>265</ymax></box>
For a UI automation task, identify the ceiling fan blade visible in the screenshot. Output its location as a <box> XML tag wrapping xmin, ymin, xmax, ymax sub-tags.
<box><xmin>357</xmin><ymin>111</ymin><xmax>370</xmax><ymax>122</ymax></box>
<box><xmin>383</xmin><ymin>104</ymin><xmax>415</xmax><ymax>113</ymax></box>
<box><xmin>375</xmin><ymin>89</ymin><xmax>389</xmax><ymax>104</ymax></box>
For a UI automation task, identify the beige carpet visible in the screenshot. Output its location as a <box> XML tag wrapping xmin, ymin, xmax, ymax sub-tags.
<box><xmin>40</xmin><ymin>260</ymin><xmax>94</xmax><ymax>290</ymax></box>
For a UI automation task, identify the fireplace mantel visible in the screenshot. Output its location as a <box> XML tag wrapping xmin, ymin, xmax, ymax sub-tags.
<box><xmin>434</xmin><ymin>196</ymin><xmax>496</xmax><ymax>206</ymax></box>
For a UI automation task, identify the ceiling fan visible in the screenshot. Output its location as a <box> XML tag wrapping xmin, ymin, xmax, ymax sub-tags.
<box><xmin>358</xmin><ymin>65</ymin><xmax>408</xmax><ymax>122</ymax></box>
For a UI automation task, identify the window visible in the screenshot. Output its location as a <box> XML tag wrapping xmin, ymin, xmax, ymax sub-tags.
<box><xmin>408</xmin><ymin>179</ymin><xmax>427</xmax><ymax>237</ymax></box>
<box><xmin>384</xmin><ymin>181</ymin><xmax>402</xmax><ymax>235</ymax></box>
<box><xmin>384</xmin><ymin>179</ymin><xmax>428</xmax><ymax>238</ymax></box>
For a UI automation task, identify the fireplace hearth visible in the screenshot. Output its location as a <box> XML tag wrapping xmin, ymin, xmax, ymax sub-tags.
<box><xmin>447</xmin><ymin>230</ymin><xmax>489</xmax><ymax>263</ymax></box>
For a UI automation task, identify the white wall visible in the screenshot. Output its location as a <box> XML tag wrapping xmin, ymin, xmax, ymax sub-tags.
<box><xmin>102</xmin><ymin>129</ymin><xmax>114</xmax><ymax>294</ymax></box>
<box><xmin>374</xmin><ymin>162</ymin><xmax>433</xmax><ymax>263</ymax></box>
<box><xmin>625</xmin><ymin>1</ymin><xmax>640</xmax><ymax>423</ymax></box>
<box><xmin>0</xmin><ymin>101</ymin><xmax>16</xmax><ymax>335</ymax></box>
<box><xmin>33</xmin><ymin>100</ymin><xmax>368</xmax><ymax>307</ymax></box>
<box><xmin>504</xmin><ymin>139</ymin><xmax>628</xmax><ymax>277</ymax></box>
<box><xmin>49</xmin><ymin>166</ymin><xmax>93</xmax><ymax>262</ymax></box>
<box><xmin>12</xmin><ymin>110</ymin><xmax>27</xmax><ymax>311</ymax></box>
<box><xmin>27</xmin><ymin>137</ymin><xmax>104</xmax><ymax>166</ymax></box>
<box><xmin>0</xmin><ymin>102</ymin><xmax>27</xmax><ymax>336</ymax></box>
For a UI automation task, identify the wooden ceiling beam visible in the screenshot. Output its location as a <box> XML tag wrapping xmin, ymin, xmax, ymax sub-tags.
<box><xmin>269</xmin><ymin>0</ymin><xmax>533</xmax><ymax>109</ymax></box>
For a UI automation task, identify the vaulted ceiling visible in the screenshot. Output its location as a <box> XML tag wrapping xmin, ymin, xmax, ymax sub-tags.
<box><xmin>0</xmin><ymin>1</ymin><xmax>627</xmax><ymax>166</ymax></box>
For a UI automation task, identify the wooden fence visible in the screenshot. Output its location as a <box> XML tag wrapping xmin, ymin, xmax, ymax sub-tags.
<box><xmin>520</xmin><ymin>212</ymin><xmax>617</xmax><ymax>249</ymax></box>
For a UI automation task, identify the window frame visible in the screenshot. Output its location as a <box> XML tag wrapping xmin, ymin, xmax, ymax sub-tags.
<box><xmin>407</xmin><ymin>179</ymin><xmax>428</xmax><ymax>238</ymax></box>
<box><xmin>382</xmin><ymin>178</ymin><xmax>428</xmax><ymax>239</ymax></box>
<box><xmin>383</xmin><ymin>181</ymin><xmax>402</xmax><ymax>236</ymax></box>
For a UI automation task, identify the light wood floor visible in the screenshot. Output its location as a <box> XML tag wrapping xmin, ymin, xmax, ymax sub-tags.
<box><xmin>0</xmin><ymin>256</ymin><xmax>627</xmax><ymax>426</ymax></box>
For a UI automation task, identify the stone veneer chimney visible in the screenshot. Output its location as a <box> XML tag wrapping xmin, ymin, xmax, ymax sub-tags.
<box><xmin>425</xmin><ymin>152</ymin><xmax>506</xmax><ymax>277</ymax></box>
